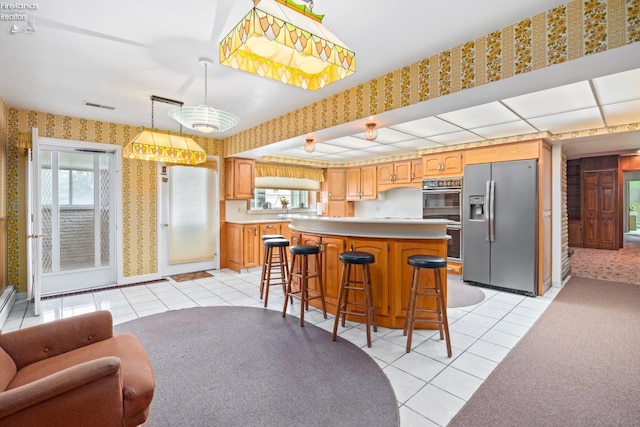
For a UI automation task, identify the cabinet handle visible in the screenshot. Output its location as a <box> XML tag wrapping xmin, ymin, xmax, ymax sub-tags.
<box><xmin>411</xmin><ymin>172</ymin><xmax>414</xmax><ymax>180</ymax></box>
<box><xmin>254</xmin><ymin>229</ymin><xmax>257</xmax><ymax>236</ymax></box>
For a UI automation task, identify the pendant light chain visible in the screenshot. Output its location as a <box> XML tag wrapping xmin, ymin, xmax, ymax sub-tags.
<box><xmin>203</xmin><ymin>61</ymin><xmax>208</xmax><ymax>104</ymax></box>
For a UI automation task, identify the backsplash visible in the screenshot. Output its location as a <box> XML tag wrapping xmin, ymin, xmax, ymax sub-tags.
<box><xmin>355</xmin><ymin>187</ymin><xmax>423</xmax><ymax>219</ymax></box>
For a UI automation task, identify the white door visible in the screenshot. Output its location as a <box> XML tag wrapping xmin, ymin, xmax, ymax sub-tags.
<box><xmin>26</xmin><ymin>128</ymin><xmax>42</xmax><ymax>314</ymax></box>
<box><xmin>29</xmin><ymin>137</ymin><xmax>119</xmax><ymax>297</ymax></box>
<box><xmin>159</xmin><ymin>161</ymin><xmax>219</xmax><ymax>276</ymax></box>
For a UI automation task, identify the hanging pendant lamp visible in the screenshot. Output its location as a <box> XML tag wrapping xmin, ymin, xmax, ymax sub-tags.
<box><xmin>169</xmin><ymin>58</ymin><xmax>239</xmax><ymax>133</ymax></box>
<box><xmin>123</xmin><ymin>96</ymin><xmax>207</xmax><ymax>165</ymax></box>
<box><xmin>219</xmin><ymin>0</ymin><xmax>356</xmax><ymax>90</ymax></box>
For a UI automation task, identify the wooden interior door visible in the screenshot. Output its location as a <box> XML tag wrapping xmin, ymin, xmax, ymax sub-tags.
<box><xmin>583</xmin><ymin>170</ymin><xmax>617</xmax><ymax>249</ymax></box>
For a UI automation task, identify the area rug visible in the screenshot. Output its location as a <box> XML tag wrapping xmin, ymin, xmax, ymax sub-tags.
<box><xmin>569</xmin><ymin>234</ymin><xmax>640</xmax><ymax>285</ymax></box>
<box><xmin>448</xmin><ymin>276</ymin><xmax>640</xmax><ymax>426</ymax></box>
<box><xmin>169</xmin><ymin>270</ymin><xmax>213</xmax><ymax>282</ymax></box>
<box><xmin>447</xmin><ymin>278</ymin><xmax>486</xmax><ymax>308</ymax></box>
<box><xmin>115</xmin><ymin>307</ymin><xmax>399</xmax><ymax>426</ymax></box>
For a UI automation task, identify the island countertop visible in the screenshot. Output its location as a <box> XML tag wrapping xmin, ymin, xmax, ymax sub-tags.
<box><xmin>281</xmin><ymin>215</ymin><xmax>452</xmax><ymax>239</ymax></box>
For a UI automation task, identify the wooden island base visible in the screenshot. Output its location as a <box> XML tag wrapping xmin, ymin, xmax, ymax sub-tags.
<box><xmin>285</xmin><ymin>216</ymin><xmax>450</xmax><ymax>329</ymax></box>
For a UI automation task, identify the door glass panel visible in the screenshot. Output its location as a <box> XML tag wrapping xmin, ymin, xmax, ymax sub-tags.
<box><xmin>168</xmin><ymin>166</ymin><xmax>215</xmax><ymax>264</ymax></box>
<box><xmin>40</xmin><ymin>151</ymin><xmax>53</xmax><ymax>273</ymax></box>
<box><xmin>59</xmin><ymin>152</ymin><xmax>95</xmax><ymax>271</ymax></box>
<box><xmin>99</xmin><ymin>154</ymin><xmax>110</xmax><ymax>266</ymax></box>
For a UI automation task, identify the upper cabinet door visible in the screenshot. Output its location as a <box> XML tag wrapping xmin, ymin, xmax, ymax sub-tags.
<box><xmin>225</xmin><ymin>158</ymin><xmax>255</xmax><ymax>200</ymax></box>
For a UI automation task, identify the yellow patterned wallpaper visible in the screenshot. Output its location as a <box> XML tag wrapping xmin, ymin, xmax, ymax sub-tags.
<box><xmin>222</xmin><ymin>0</ymin><xmax>639</xmax><ymax>158</ymax></box>
<box><xmin>0</xmin><ymin>97</ymin><xmax>7</xmax><ymax>218</ymax></box>
<box><xmin>3</xmin><ymin>0</ymin><xmax>639</xmax><ymax>292</ymax></box>
<box><xmin>5</xmin><ymin>110</ymin><xmax>223</xmax><ymax>291</ymax></box>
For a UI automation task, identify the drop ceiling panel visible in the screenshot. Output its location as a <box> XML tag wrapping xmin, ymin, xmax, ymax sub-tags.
<box><xmin>427</xmin><ymin>130</ymin><xmax>485</xmax><ymax>145</ymax></box>
<box><xmin>350</xmin><ymin>127</ymin><xmax>416</xmax><ymax>143</ymax></box>
<box><xmin>592</xmin><ymin>68</ymin><xmax>640</xmax><ymax>104</ymax></box>
<box><xmin>601</xmin><ymin>100</ymin><xmax>640</xmax><ymax>126</ymax></box>
<box><xmin>312</xmin><ymin>142</ymin><xmax>352</xmax><ymax>154</ymax></box>
<box><xmin>324</xmin><ymin>136</ymin><xmax>379</xmax><ymax>150</ymax></box>
<box><xmin>391</xmin><ymin>139</ymin><xmax>444</xmax><ymax>151</ymax></box>
<box><xmin>527</xmin><ymin>108</ymin><xmax>604</xmax><ymax>133</ymax></box>
<box><xmin>471</xmin><ymin>120</ymin><xmax>539</xmax><ymax>139</ymax></box>
<box><xmin>436</xmin><ymin>101</ymin><xmax>521</xmax><ymax>128</ymax></box>
<box><xmin>363</xmin><ymin>145</ymin><xmax>414</xmax><ymax>155</ymax></box>
<box><xmin>502</xmin><ymin>81</ymin><xmax>597</xmax><ymax>118</ymax></box>
<box><xmin>389</xmin><ymin>116</ymin><xmax>464</xmax><ymax>137</ymax></box>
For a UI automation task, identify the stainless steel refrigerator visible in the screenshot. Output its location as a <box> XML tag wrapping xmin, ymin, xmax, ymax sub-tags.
<box><xmin>462</xmin><ymin>159</ymin><xmax>537</xmax><ymax>296</ymax></box>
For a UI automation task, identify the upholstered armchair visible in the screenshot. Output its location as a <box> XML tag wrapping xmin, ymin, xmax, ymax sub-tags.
<box><xmin>0</xmin><ymin>310</ymin><xmax>155</xmax><ymax>427</ymax></box>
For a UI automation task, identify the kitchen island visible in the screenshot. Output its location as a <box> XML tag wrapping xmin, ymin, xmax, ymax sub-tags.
<box><xmin>283</xmin><ymin>215</ymin><xmax>451</xmax><ymax>329</ymax></box>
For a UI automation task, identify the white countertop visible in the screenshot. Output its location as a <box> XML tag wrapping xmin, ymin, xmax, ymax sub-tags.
<box><xmin>282</xmin><ymin>215</ymin><xmax>452</xmax><ymax>239</ymax></box>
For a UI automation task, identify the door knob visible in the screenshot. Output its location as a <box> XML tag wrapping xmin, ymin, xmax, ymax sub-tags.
<box><xmin>162</xmin><ymin>223</ymin><xmax>169</xmax><ymax>227</ymax></box>
<box><xmin>27</xmin><ymin>234</ymin><xmax>47</xmax><ymax>239</ymax></box>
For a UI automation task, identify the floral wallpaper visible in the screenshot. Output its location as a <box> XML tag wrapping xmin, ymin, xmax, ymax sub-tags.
<box><xmin>3</xmin><ymin>0</ymin><xmax>639</xmax><ymax>292</ymax></box>
<box><xmin>222</xmin><ymin>0</ymin><xmax>638</xmax><ymax>158</ymax></box>
<box><xmin>5</xmin><ymin>111</ymin><xmax>222</xmax><ymax>291</ymax></box>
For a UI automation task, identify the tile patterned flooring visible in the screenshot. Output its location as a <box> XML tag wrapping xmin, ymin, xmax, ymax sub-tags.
<box><xmin>2</xmin><ymin>269</ymin><xmax>560</xmax><ymax>426</ymax></box>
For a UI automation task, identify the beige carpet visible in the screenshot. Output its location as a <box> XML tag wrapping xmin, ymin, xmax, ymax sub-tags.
<box><xmin>569</xmin><ymin>233</ymin><xmax>640</xmax><ymax>285</ymax></box>
<box><xmin>447</xmin><ymin>278</ymin><xmax>486</xmax><ymax>308</ymax></box>
<box><xmin>448</xmin><ymin>276</ymin><xmax>640</xmax><ymax>426</ymax></box>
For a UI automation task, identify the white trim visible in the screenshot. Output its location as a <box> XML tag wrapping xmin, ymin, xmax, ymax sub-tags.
<box><xmin>37</xmin><ymin>137</ymin><xmax>124</xmax><ymax>289</ymax></box>
<box><xmin>551</xmin><ymin>144</ymin><xmax>563</xmax><ymax>287</ymax></box>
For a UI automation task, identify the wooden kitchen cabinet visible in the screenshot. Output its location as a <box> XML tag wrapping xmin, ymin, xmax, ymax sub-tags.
<box><xmin>227</xmin><ymin>221</ymin><xmax>291</xmax><ymax>272</ymax></box>
<box><xmin>226</xmin><ymin>223</ymin><xmax>259</xmax><ymax>271</ymax></box>
<box><xmin>423</xmin><ymin>152</ymin><xmax>464</xmax><ymax>177</ymax></box>
<box><xmin>320</xmin><ymin>168</ymin><xmax>353</xmax><ymax>217</ymax></box>
<box><xmin>324</xmin><ymin>168</ymin><xmax>347</xmax><ymax>201</ymax></box>
<box><xmin>225</xmin><ymin>157</ymin><xmax>255</xmax><ymax>200</ymax></box>
<box><xmin>320</xmin><ymin>236</ymin><xmax>347</xmax><ymax>308</ymax></box>
<box><xmin>378</xmin><ymin>158</ymin><xmax>423</xmax><ymax>191</ymax></box>
<box><xmin>348</xmin><ymin>238</ymin><xmax>390</xmax><ymax>317</ymax></box>
<box><xmin>392</xmin><ymin>240</ymin><xmax>446</xmax><ymax>321</ymax></box>
<box><xmin>346</xmin><ymin>165</ymin><xmax>377</xmax><ymax>200</ymax></box>
<box><xmin>242</xmin><ymin>224</ymin><xmax>261</xmax><ymax>268</ymax></box>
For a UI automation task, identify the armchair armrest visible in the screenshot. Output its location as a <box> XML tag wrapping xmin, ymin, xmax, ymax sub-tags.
<box><xmin>0</xmin><ymin>357</ymin><xmax>123</xmax><ymax>425</ymax></box>
<box><xmin>0</xmin><ymin>311</ymin><xmax>114</xmax><ymax>369</ymax></box>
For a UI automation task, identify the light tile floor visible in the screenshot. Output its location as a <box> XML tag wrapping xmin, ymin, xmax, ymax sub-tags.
<box><xmin>2</xmin><ymin>269</ymin><xmax>560</xmax><ymax>426</ymax></box>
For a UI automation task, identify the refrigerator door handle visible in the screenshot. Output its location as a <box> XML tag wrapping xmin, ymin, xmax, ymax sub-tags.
<box><xmin>489</xmin><ymin>180</ymin><xmax>496</xmax><ymax>242</ymax></box>
<box><xmin>485</xmin><ymin>180</ymin><xmax>491</xmax><ymax>241</ymax></box>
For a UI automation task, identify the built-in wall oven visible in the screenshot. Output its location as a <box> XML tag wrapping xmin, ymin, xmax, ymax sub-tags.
<box><xmin>422</xmin><ymin>178</ymin><xmax>462</xmax><ymax>261</ymax></box>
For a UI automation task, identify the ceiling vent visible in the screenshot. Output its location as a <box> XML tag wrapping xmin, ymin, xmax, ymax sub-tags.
<box><xmin>83</xmin><ymin>101</ymin><xmax>115</xmax><ymax>110</ymax></box>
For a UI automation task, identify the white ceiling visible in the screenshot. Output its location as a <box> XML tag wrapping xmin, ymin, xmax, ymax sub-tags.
<box><xmin>1</xmin><ymin>0</ymin><xmax>639</xmax><ymax>162</ymax></box>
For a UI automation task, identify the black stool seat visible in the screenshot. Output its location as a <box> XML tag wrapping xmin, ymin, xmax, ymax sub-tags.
<box><xmin>264</xmin><ymin>238</ymin><xmax>290</xmax><ymax>248</ymax></box>
<box><xmin>290</xmin><ymin>245</ymin><xmax>320</xmax><ymax>255</ymax></box>
<box><xmin>408</xmin><ymin>255</ymin><xmax>447</xmax><ymax>269</ymax></box>
<box><xmin>261</xmin><ymin>234</ymin><xmax>285</xmax><ymax>241</ymax></box>
<box><xmin>339</xmin><ymin>251</ymin><xmax>374</xmax><ymax>265</ymax></box>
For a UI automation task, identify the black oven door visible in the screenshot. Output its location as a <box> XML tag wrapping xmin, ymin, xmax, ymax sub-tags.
<box><xmin>446</xmin><ymin>226</ymin><xmax>461</xmax><ymax>261</ymax></box>
<box><xmin>422</xmin><ymin>190</ymin><xmax>461</xmax><ymax>222</ymax></box>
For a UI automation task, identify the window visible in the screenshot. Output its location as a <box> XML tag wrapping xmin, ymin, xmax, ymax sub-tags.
<box><xmin>41</xmin><ymin>167</ymin><xmax>95</xmax><ymax>206</ymax></box>
<box><xmin>251</xmin><ymin>189</ymin><xmax>309</xmax><ymax>211</ymax></box>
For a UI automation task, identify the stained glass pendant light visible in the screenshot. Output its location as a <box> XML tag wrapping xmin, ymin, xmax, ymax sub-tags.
<box><xmin>219</xmin><ymin>0</ymin><xmax>356</xmax><ymax>90</ymax></box>
<box><xmin>169</xmin><ymin>58</ymin><xmax>239</xmax><ymax>133</ymax></box>
<box><xmin>123</xmin><ymin>96</ymin><xmax>207</xmax><ymax>165</ymax></box>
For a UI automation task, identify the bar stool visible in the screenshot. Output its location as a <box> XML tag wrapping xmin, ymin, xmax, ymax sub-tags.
<box><xmin>260</xmin><ymin>238</ymin><xmax>290</xmax><ymax>307</ymax></box>
<box><xmin>282</xmin><ymin>245</ymin><xmax>327</xmax><ymax>326</ymax></box>
<box><xmin>403</xmin><ymin>254</ymin><xmax>451</xmax><ymax>356</ymax></box>
<box><xmin>332</xmin><ymin>251</ymin><xmax>377</xmax><ymax>348</ymax></box>
<box><xmin>259</xmin><ymin>234</ymin><xmax>285</xmax><ymax>302</ymax></box>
